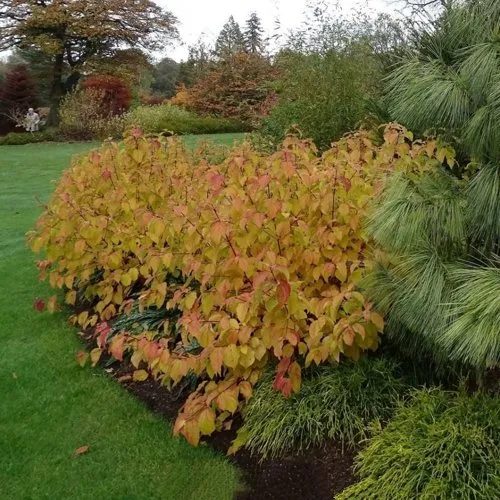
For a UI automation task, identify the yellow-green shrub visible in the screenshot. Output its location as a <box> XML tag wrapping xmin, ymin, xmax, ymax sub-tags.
<box><xmin>29</xmin><ymin>125</ymin><xmax>443</xmax><ymax>446</ymax></box>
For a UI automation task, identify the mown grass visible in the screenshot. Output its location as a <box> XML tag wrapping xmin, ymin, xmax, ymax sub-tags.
<box><xmin>0</xmin><ymin>137</ymin><xmax>244</xmax><ymax>500</ymax></box>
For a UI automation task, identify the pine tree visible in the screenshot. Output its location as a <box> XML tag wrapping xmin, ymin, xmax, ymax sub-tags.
<box><xmin>366</xmin><ymin>0</ymin><xmax>500</xmax><ymax>375</ymax></box>
<box><xmin>244</xmin><ymin>12</ymin><xmax>266</xmax><ymax>54</ymax></box>
<box><xmin>214</xmin><ymin>16</ymin><xmax>245</xmax><ymax>59</ymax></box>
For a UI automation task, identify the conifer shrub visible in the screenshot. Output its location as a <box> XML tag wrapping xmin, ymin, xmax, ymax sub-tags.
<box><xmin>29</xmin><ymin>125</ymin><xmax>446</xmax><ymax>445</ymax></box>
<box><xmin>336</xmin><ymin>389</ymin><xmax>500</xmax><ymax>500</ymax></box>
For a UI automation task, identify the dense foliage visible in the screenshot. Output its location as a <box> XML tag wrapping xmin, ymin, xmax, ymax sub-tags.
<box><xmin>261</xmin><ymin>46</ymin><xmax>381</xmax><ymax>149</ymax></box>
<box><xmin>59</xmin><ymin>90</ymin><xmax>127</xmax><ymax>140</ymax></box>
<box><xmin>259</xmin><ymin>7</ymin><xmax>407</xmax><ymax>149</ymax></box>
<box><xmin>126</xmin><ymin>104</ymin><xmax>247</xmax><ymax>135</ymax></box>
<box><xmin>173</xmin><ymin>52</ymin><xmax>277</xmax><ymax>126</ymax></box>
<box><xmin>30</xmin><ymin>125</ymin><xmax>445</xmax><ymax>444</ymax></box>
<box><xmin>337</xmin><ymin>389</ymin><xmax>500</xmax><ymax>499</ymax></box>
<box><xmin>0</xmin><ymin>0</ymin><xmax>178</xmax><ymax>123</ymax></box>
<box><xmin>367</xmin><ymin>0</ymin><xmax>500</xmax><ymax>373</ymax></box>
<box><xmin>235</xmin><ymin>357</ymin><xmax>404</xmax><ymax>458</ymax></box>
<box><xmin>0</xmin><ymin>127</ymin><xmax>59</xmax><ymax>145</ymax></box>
<box><xmin>0</xmin><ymin>64</ymin><xmax>38</xmax><ymax>133</ymax></box>
<box><xmin>81</xmin><ymin>76</ymin><xmax>132</xmax><ymax>116</ymax></box>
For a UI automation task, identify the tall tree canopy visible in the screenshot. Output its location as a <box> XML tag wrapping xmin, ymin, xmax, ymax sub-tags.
<box><xmin>244</xmin><ymin>12</ymin><xmax>266</xmax><ymax>55</ymax></box>
<box><xmin>0</xmin><ymin>0</ymin><xmax>178</xmax><ymax>123</ymax></box>
<box><xmin>214</xmin><ymin>16</ymin><xmax>245</xmax><ymax>59</ymax></box>
<box><xmin>151</xmin><ymin>57</ymin><xmax>179</xmax><ymax>97</ymax></box>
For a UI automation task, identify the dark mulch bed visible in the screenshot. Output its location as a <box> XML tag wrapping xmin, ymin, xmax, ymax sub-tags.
<box><xmin>108</xmin><ymin>363</ymin><xmax>355</xmax><ymax>499</ymax></box>
<box><xmin>81</xmin><ymin>331</ymin><xmax>356</xmax><ymax>499</ymax></box>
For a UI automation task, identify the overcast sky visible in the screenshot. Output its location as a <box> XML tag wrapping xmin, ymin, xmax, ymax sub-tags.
<box><xmin>161</xmin><ymin>0</ymin><xmax>395</xmax><ymax>61</ymax></box>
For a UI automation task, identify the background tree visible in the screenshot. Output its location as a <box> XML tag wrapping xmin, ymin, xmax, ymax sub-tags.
<box><xmin>214</xmin><ymin>16</ymin><xmax>245</xmax><ymax>59</ymax></box>
<box><xmin>244</xmin><ymin>12</ymin><xmax>266</xmax><ymax>55</ymax></box>
<box><xmin>0</xmin><ymin>64</ymin><xmax>38</xmax><ymax>132</ymax></box>
<box><xmin>85</xmin><ymin>49</ymin><xmax>153</xmax><ymax>90</ymax></box>
<box><xmin>177</xmin><ymin>39</ymin><xmax>213</xmax><ymax>88</ymax></box>
<box><xmin>11</xmin><ymin>49</ymin><xmax>55</xmax><ymax>107</ymax></box>
<box><xmin>151</xmin><ymin>57</ymin><xmax>180</xmax><ymax>98</ymax></box>
<box><xmin>0</xmin><ymin>0</ymin><xmax>178</xmax><ymax>124</ymax></box>
<box><xmin>176</xmin><ymin>52</ymin><xmax>277</xmax><ymax>125</ymax></box>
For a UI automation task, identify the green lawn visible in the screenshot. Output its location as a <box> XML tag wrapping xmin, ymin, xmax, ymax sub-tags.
<box><xmin>0</xmin><ymin>136</ymin><xmax>244</xmax><ymax>500</ymax></box>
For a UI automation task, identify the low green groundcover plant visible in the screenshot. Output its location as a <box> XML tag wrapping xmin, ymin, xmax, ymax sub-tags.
<box><xmin>0</xmin><ymin>128</ymin><xmax>60</xmax><ymax>145</ymax></box>
<box><xmin>235</xmin><ymin>357</ymin><xmax>404</xmax><ymax>459</ymax></box>
<box><xmin>337</xmin><ymin>388</ymin><xmax>500</xmax><ymax>500</ymax></box>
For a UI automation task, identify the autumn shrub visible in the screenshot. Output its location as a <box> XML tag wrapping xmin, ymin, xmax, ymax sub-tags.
<box><xmin>126</xmin><ymin>104</ymin><xmax>247</xmax><ymax>135</ymax></box>
<box><xmin>30</xmin><ymin>125</ymin><xmax>447</xmax><ymax>446</ymax></box>
<box><xmin>173</xmin><ymin>52</ymin><xmax>278</xmax><ymax>126</ymax></box>
<box><xmin>235</xmin><ymin>356</ymin><xmax>404</xmax><ymax>459</ymax></box>
<box><xmin>81</xmin><ymin>75</ymin><xmax>132</xmax><ymax>116</ymax></box>
<box><xmin>59</xmin><ymin>89</ymin><xmax>128</xmax><ymax>140</ymax></box>
<box><xmin>336</xmin><ymin>388</ymin><xmax>500</xmax><ymax>500</ymax></box>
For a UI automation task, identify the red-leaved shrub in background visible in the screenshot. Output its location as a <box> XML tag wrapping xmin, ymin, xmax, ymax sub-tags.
<box><xmin>81</xmin><ymin>75</ymin><xmax>131</xmax><ymax>116</ymax></box>
<box><xmin>172</xmin><ymin>52</ymin><xmax>278</xmax><ymax>126</ymax></box>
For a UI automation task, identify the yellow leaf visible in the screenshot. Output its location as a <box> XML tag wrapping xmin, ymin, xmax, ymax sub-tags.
<box><xmin>161</xmin><ymin>252</ymin><xmax>173</xmax><ymax>267</ymax></box>
<box><xmin>184</xmin><ymin>291</ymin><xmax>197</xmax><ymax>310</ymax></box>
<box><xmin>47</xmin><ymin>295</ymin><xmax>58</xmax><ymax>314</ymax></box>
<box><xmin>236</xmin><ymin>302</ymin><xmax>249</xmax><ymax>322</ymax></box>
<box><xmin>202</xmin><ymin>294</ymin><xmax>215</xmax><ymax>316</ymax></box>
<box><xmin>131</xmin><ymin>350</ymin><xmax>143</xmax><ymax>369</ymax></box>
<box><xmin>223</xmin><ymin>344</ymin><xmax>240</xmax><ymax>368</ymax></box>
<box><xmin>371</xmin><ymin>312</ymin><xmax>384</xmax><ymax>332</ymax></box>
<box><xmin>76</xmin><ymin>350</ymin><xmax>89</xmax><ymax>367</ymax></box>
<box><xmin>183</xmin><ymin>421</ymin><xmax>201</xmax><ymax>446</ymax></box>
<box><xmin>90</xmin><ymin>348</ymin><xmax>102</xmax><ymax>367</ymax></box>
<box><xmin>239</xmin><ymin>381</ymin><xmax>253</xmax><ymax>400</ymax></box>
<box><xmin>132</xmin><ymin>370</ymin><xmax>149</xmax><ymax>382</ymax></box>
<box><xmin>198</xmin><ymin>408</ymin><xmax>216</xmax><ymax>435</ymax></box>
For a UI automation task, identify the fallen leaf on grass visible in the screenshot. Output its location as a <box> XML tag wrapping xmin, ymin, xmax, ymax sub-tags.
<box><xmin>76</xmin><ymin>350</ymin><xmax>89</xmax><ymax>367</ymax></box>
<box><xmin>33</xmin><ymin>299</ymin><xmax>45</xmax><ymax>312</ymax></box>
<box><xmin>74</xmin><ymin>445</ymin><xmax>89</xmax><ymax>457</ymax></box>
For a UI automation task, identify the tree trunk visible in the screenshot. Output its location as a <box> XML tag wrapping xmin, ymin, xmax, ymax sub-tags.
<box><xmin>47</xmin><ymin>53</ymin><xmax>65</xmax><ymax>127</ymax></box>
<box><xmin>64</xmin><ymin>70</ymin><xmax>81</xmax><ymax>93</ymax></box>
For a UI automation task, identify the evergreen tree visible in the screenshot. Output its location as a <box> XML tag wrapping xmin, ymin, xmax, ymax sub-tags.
<box><xmin>366</xmin><ymin>0</ymin><xmax>500</xmax><ymax>374</ymax></box>
<box><xmin>244</xmin><ymin>12</ymin><xmax>266</xmax><ymax>54</ymax></box>
<box><xmin>151</xmin><ymin>57</ymin><xmax>180</xmax><ymax>97</ymax></box>
<box><xmin>12</xmin><ymin>49</ymin><xmax>54</xmax><ymax>106</ymax></box>
<box><xmin>214</xmin><ymin>16</ymin><xmax>245</xmax><ymax>59</ymax></box>
<box><xmin>177</xmin><ymin>39</ymin><xmax>212</xmax><ymax>87</ymax></box>
<box><xmin>0</xmin><ymin>64</ymin><xmax>38</xmax><ymax>113</ymax></box>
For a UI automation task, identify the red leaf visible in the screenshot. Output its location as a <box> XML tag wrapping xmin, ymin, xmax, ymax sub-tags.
<box><xmin>280</xmin><ymin>378</ymin><xmax>293</xmax><ymax>398</ymax></box>
<box><xmin>276</xmin><ymin>279</ymin><xmax>291</xmax><ymax>307</ymax></box>
<box><xmin>102</xmin><ymin>168</ymin><xmax>112</xmax><ymax>180</ymax></box>
<box><xmin>277</xmin><ymin>357</ymin><xmax>291</xmax><ymax>376</ymax></box>
<box><xmin>339</xmin><ymin>176</ymin><xmax>352</xmax><ymax>191</ymax></box>
<box><xmin>96</xmin><ymin>322</ymin><xmax>111</xmax><ymax>348</ymax></box>
<box><xmin>33</xmin><ymin>299</ymin><xmax>45</xmax><ymax>312</ymax></box>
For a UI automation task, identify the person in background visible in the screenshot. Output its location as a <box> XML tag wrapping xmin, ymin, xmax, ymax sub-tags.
<box><xmin>25</xmin><ymin>108</ymin><xmax>40</xmax><ymax>132</ymax></box>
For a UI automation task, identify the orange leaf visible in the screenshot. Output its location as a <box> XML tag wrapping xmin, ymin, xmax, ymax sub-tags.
<box><xmin>74</xmin><ymin>445</ymin><xmax>89</xmax><ymax>456</ymax></box>
<box><xmin>276</xmin><ymin>279</ymin><xmax>291</xmax><ymax>307</ymax></box>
